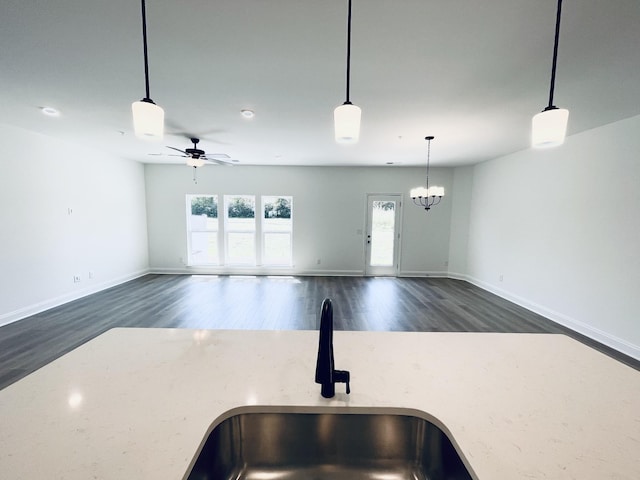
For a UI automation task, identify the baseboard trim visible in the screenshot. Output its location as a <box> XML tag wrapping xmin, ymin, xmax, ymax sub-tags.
<box><xmin>0</xmin><ymin>269</ymin><xmax>150</xmax><ymax>328</ymax></box>
<box><xmin>150</xmin><ymin>267</ymin><xmax>364</xmax><ymax>277</ymax></box>
<box><xmin>399</xmin><ymin>271</ymin><xmax>449</xmax><ymax>278</ymax></box>
<box><xmin>461</xmin><ymin>274</ymin><xmax>640</xmax><ymax>361</ymax></box>
<box><xmin>148</xmin><ymin>268</ymin><xmax>452</xmax><ymax>278</ymax></box>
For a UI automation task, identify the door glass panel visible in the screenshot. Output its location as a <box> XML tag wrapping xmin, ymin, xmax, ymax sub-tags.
<box><xmin>370</xmin><ymin>201</ymin><xmax>396</xmax><ymax>266</ymax></box>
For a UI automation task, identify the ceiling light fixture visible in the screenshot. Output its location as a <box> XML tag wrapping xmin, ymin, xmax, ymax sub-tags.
<box><xmin>410</xmin><ymin>136</ymin><xmax>445</xmax><ymax>211</ymax></box>
<box><xmin>532</xmin><ymin>0</ymin><xmax>569</xmax><ymax>148</ymax></box>
<box><xmin>41</xmin><ymin>106</ymin><xmax>60</xmax><ymax>117</ymax></box>
<box><xmin>131</xmin><ymin>0</ymin><xmax>164</xmax><ymax>141</ymax></box>
<box><xmin>241</xmin><ymin>109</ymin><xmax>255</xmax><ymax>119</ymax></box>
<box><xmin>334</xmin><ymin>0</ymin><xmax>361</xmax><ymax>144</ymax></box>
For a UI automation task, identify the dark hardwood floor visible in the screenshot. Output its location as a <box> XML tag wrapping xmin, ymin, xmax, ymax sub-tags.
<box><xmin>1</xmin><ymin>274</ymin><xmax>637</xmax><ymax>390</ymax></box>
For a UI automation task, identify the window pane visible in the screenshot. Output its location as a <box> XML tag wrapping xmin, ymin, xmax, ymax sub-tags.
<box><xmin>263</xmin><ymin>232</ymin><xmax>291</xmax><ymax>265</ymax></box>
<box><xmin>227</xmin><ymin>232</ymin><xmax>256</xmax><ymax>264</ymax></box>
<box><xmin>190</xmin><ymin>232</ymin><xmax>219</xmax><ymax>265</ymax></box>
<box><xmin>263</xmin><ymin>196</ymin><xmax>292</xmax><ymax>220</ymax></box>
<box><xmin>187</xmin><ymin>195</ymin><xmax>219</xmax><ymax>266</ymax></box>
<box><xmin>227</xmin><ymin>196</ymin><xmax>255</xmax><ymax>219</ymax></box>
<box><xmin>190</xmin><ymin>196</ymin><xmax>218</xmax><ymax>222</ymax></box>
<box><xmin>262</xmin><ymin>196</ymin><xmax>292</xmax><ymax>265</ymax></box>
<box><xmin>370</xmin><ymin>201</ymin><xmax>395</xmax><ymax>266</ymax></box>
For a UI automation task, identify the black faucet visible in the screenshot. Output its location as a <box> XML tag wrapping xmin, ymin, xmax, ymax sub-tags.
<box><xmin>315</xmin><ymin>298</ymin><xmax>350</xmax><ymax>398</ymax></box>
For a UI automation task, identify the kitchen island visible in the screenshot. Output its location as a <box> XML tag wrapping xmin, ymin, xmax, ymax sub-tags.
<box><xmin>0</xmin><ymin>328</ymin><xmax>638</xmax><ymax>479</ymax></box>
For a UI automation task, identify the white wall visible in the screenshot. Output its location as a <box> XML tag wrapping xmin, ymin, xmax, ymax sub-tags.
<box><xmin>463</xmin><ymin>115</ymin><xmax>640</xmax><ymax>359</ymax></box>
<box><xmin>145</xmin><ymin>164</ymin><xmax>454</xmax><ymax>276</ymax></box>
<box><xmin>0</xmin><ymin>124</ymin><xmax>149</xmax><ymax>325</ymax></box>
<box><xmin>447</xmin><ymin>166</ymin><xmax>473</xmax><ymax>276</ymax></box>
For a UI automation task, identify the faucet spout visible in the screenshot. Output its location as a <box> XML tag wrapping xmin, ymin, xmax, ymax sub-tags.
<box><xmin>315</xmin><ymin>298</ymin><xmax>350</xmax><ymax>398</ymax></box>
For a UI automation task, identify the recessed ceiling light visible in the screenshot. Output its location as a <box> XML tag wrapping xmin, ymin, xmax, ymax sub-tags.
<box><xmin>41</xmin><ymin>106</ymin><xmax>60</xmax><ymax>117</ymax></box>
<box><xmin>241</xmin><ymin>109</ymin><xmax>255</xmax><ymax>119</ymax></box>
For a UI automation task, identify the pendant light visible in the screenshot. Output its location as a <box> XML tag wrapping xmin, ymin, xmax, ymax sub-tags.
<box><xmin>334</xmin><ymin>0</ymin><xmax>361</xmax><ymax>144</ymax></box>
<box><xmin>410</xmin><ymin>136</ymin><xmax>445</xmax><ymax>211</ymax></box>
<box><xmin>132</xmin><ymin>0</ymin><xmax>164</xmax><ymax>140</ymax></box>
<box><xmin>532</xmin><ymin>0</ymin><xmax>569</xmax><ymax>148</ymax></box>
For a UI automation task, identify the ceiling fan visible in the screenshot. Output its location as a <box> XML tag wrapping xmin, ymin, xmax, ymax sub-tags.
<box><xmin>150</xmin><ymin>137</ymin><xmax>235</xmax><ymax>167</ymax></box>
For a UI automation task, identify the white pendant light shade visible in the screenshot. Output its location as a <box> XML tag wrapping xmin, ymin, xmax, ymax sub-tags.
<box><xmin>334</xmin><ymin>103</ymin><xmax>361</xmax><ymax>144</ymax></box>
<box><xmin>132</xmin><ymin>99</ymin><xmax>164</xmax><ymax>141</ymax></box>
<box><xmin>410</xmin><ymin>187</ymin><xmax>429</xmax><ymax>198</ymax></box>
<box><xmin>531</xmin><ymin>107</ymin><xmax>569</xmax><ymax>148</ymax></box>
<box><xmin>428</xmin><ymin>186</ymin><xmax>445</xmax><ymax>197</ymax></box>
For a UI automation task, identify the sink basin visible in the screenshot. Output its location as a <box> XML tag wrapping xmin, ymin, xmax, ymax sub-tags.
<box><xmin>186</xmin><ymin>409</ymin><xmax>473</xmax><ymax>480</ymax></box>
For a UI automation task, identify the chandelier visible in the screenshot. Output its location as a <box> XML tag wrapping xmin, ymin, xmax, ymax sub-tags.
<box><xmin>410</xmin><ymin>136</ymin><xmax>444</xmax><ymax>211</ymax></box>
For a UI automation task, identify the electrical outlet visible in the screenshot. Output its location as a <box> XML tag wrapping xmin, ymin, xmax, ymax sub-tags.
<box><xmin>88</xmin><ymin>271</ymin><xmax>93</xmax><ymax>279</ymax></box>
<box><xmin>444</xmin><ymin>261</ymin><xmax>449</xmax><ymax>267</ymax></box>
<box><xmin>316</xmin><ymin>259</ymin><xmax>321</xmax><ymax>265</ymax></box>
<box><xmin>499</xmin><ymin>274</ymin><xmax>504</xmax><ymax>282</ymax></box>
<box><xmin>73</xmin><ymin>275</ymin><xmax>81</xmax><ymax>283</ymax></box>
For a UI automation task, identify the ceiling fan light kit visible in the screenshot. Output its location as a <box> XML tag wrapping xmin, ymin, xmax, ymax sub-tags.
<box><xmin>334</xmin><ymin>0</ymin><xmax>361</xmax><ymax>144</ymax></box>
<box><xmin>132</xmin><ymin>0</ymin><xmax>164</xmax><ymax>141</ymax></box>
<box><xmin>532</xmin><ymin>0</ymin><xmax>569</xmax><ymax>149</ymax></box>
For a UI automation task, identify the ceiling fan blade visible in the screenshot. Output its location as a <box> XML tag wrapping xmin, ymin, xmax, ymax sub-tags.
<box><xmin>204</xmin><ymin>158</ymin><xmax>234</xmax><ymax>166</ymax></box>
<box><xmin>205</xmin><ymin>153</ymin><xmax>231</xmax><ymax>160</ymax></box>
<box><xmin>149</xmin><ymin>153</ymin><xmax>187</xmax><ymax>158</ymax></box>
<box><xmin>167</xmin><ymin>146</ymin><xmax>188</xmax><ymax>154</ymax></box>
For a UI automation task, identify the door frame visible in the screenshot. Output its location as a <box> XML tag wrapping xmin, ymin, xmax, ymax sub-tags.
<box><xmin>364</xmin><ymin>193</ymin><xmax>403</xmax><ymax>276</ymax></box>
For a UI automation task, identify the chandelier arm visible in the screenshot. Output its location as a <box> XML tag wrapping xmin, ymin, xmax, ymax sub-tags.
<box><xmin>547</xmin><ymin>0</ymin><xmax>563</xmax><ymax>110</ymax></box>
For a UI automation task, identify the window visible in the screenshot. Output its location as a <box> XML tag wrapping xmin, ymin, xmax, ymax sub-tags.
<box><xmin>262</xmin><ymin>196</ymin><xmax>293</xmax><ymax>266</ymax></box>
<box><xmin>186</xmin><ymin>194</ymin><xmax>293</xmax><ymax>268</ymax></box>
<box><xmin>224</xmin><ymin>195</ymin><xmax>256</xmax><ymax>265</ymax></box>
<box><xmin>187</xmin><ymin>195</ymin><xmax>219</xmax><ymax>265</ymax></box>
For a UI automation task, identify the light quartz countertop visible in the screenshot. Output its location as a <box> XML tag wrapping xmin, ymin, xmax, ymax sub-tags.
<box><xmin>0</xmin><ymin>328</ymin><xmax>639</xmax><ymax>479</ymax></box>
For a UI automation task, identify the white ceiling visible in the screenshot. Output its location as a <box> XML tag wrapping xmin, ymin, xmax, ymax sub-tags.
<box><xmin>1</xmin><ymin>0</ymin><xmax>639</xmax><ymax>167</ymax></box>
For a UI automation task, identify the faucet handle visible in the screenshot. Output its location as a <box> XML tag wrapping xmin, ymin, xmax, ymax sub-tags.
<box><xmin>334</xmin><ymin>370</ymin><xmax>351</xmax><ymax>395</ymax></box>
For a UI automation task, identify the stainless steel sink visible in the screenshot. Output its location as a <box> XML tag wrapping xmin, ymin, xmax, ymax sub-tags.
<box><xmin>186</xmin><ymin>409</ymin><xmax>473</xmax><ymax>480</ymax></box>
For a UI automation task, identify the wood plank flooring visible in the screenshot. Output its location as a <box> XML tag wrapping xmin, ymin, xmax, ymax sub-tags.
<box><xmin>1</xmin><ymin>274</ymin><xmax>637</xmax><ymax>390</ymax></box>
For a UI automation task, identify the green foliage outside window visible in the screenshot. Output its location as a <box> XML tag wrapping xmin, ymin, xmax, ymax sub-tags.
<box><xmin>375</xmin><ymin>201</ymin><xmax>395</xmax><ymax>211</ymax></box>
<box><xmin>228</xmin><ymin>197</ymin><xmax>255</xmax><ymax>218</ymax></box>
<box><xmin>264</xmin><ymin>197</ymin><xmax>291</xmax><ymax>219</ymax></box>
<box><xmin>191</xmin><ymin>196</ymin><xmax>217</xmax><ymax>218</ymax></box>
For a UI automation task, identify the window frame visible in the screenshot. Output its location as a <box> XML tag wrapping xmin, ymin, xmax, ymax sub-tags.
<box><xmin>261</xmin><ymin>195</ymin><xmax>293</xmax><ymax>267</ymax></box>
<box><xmin>186</xmin><ymin>194</ymin><xmax>221</xmax><ymax>266</ymax></box>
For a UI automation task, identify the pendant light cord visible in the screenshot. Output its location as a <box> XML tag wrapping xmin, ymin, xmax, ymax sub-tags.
<box><xmin>140</xmin><ymin>0</ymin><xmax>151</xmax><ymax>101</ymax></box>
<box><xmin>546</xmin><ymin>0</ymin><xmax>563</xmax><ymax>110</ymax></box>
<box><xmin>345</xmin><ymin>0</ymin><xmax>352</xmax><ymax>104</ymax></box>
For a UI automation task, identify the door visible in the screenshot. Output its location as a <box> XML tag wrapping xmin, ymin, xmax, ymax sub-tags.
<box><xmin>365</xmin><ymin>194</ymin><xmax>402</xmax><ymax>276</ymax></box>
